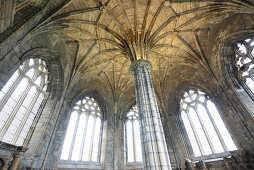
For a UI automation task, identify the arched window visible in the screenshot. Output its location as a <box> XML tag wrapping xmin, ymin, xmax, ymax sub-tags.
<box><xmin>0</xmin><ymin>58</ymin><xmax>48</xmax><ymax>146</ymax></box>
<box><xmin>125</xmin><ymin>106</ymin><xmax>142</xmax><ymax>163</ymax></box>
<box><xmin>234</xmin><ymin>38</ymin><xmax>254</xmax><ymax>96</ymax></box>
<box><xmin>180</xmin><ymin>89</ymin><xmax>237</xmax><ymax>157</ymax></box>
<box><xmin>61</xmin><ymin>96</ymin><xmax>102</xmax><ymax>162</ymax></box>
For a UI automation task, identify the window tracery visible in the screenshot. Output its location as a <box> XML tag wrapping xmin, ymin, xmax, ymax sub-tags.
<box><xmin>61</xmin><ymin>96</ymin><xmax>102</xmax><ymax>162</ymax></box>
<box><xmin>0</xmin><ymin>58</ymin><xmax>48</xmax><ymax>146</ymax></box>
<box><xmin>234</xmin><ymin>38</ymin><xmax>254</xmax><ymax>96</ymax></box>
<box><xmin>125</xmin><ymin>106</ymin><xmax>142</xmax><ymax>163</ymax></box>
<box><xmin>180</xmin><ymin>89</ymin><xmax>237</xmax><ymax>157</ymax></box>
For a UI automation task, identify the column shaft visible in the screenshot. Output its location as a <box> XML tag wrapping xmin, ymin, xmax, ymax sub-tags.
<box><xmin>9</xmin><ymin>156</ymin><xmax>21</xmax><ymax>170</ymax></box>
<box><xmin>0</xmin><ymin>0</ymin><xmax>15</xmax><ymax>33</ymax></box>
<box><xmin>130</xmin><ymin>59</ymin><xmax>171</xmax><ymax>170</ymax></box>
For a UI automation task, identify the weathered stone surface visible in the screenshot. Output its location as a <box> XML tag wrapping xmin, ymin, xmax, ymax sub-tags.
<box><xmin>0</xmin><ymin>1</ymin><xmax>254</xmax><ymax>170</ymax></box>
<box><xmin>130</xmin><ymin>59</ymin><xmax>172</xmax><ymax>170</ymax></box>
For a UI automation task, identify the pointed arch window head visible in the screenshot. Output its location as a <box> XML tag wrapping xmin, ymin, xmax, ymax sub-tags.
<box><xmin>60</xmin><ymin>96</ymin><xmax>102</xmax><ymax>162</ymax></box>
<box><xmin>180</xmin><ymin>89</ymin><xmax>237</xmax><ymax>157</ymax></box>
<box><xmin>125</xmin><ymin>106</ymin><xmax>142</xmax><ymax>163</ymax></box>
<box><xmin>0</xmin><ymin>58</ymin><xmax>48</xmax><ymax>146</ymax></box>
<box><xmin>234</xmin><ymin>39</ymin><xmax>254</xmax><ymax>95</ymax></box>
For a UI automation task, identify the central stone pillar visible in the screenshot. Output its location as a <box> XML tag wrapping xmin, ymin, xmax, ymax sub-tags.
<box><xmin>130</xmin><ymin>59</ymin><xmax>171</xmax><ymax>170</ymax></box>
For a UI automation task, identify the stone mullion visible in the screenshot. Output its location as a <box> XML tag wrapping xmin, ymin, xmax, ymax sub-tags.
<box><xmin>89</xmin><ymin>116</ymin><xmax>97</xmax><ymax>161</ymax></box>
<box><xmin>79</xmin><ymin>112</ymin><xmax>89</xmax><ymax>160</ymax></box>
<box><xmin>22</xmin><ymin>92</ymin><xmax>47</xmax><ymax>147</ymax></box>
<box><xmin>130</xmin><ymin>59</ymin><xmax>172</xmax><ymax>170</ymax></box>
<box><xmin>131</xmin><ymin>119</ymin><xmax>136</xmax><ymax>162</ymax></box>
<box><xmin>12</xmin><ymin>90</ymin><xmax>40</xmax><ymax>144</ymax></box>
<box><xmin>68</xmin><ymin>112</ymin><xmax>81</xmax><ymax>160</ymax></box>
<box><xmin>0</xmin><ymin>82</ymin><xmax>32</xmax><ymax>140</ymax></box>
<box><xmin>204</xmin><ymin>104</ymin><xmax>228</xmax><ymax>151</ymax></box>
<box><xmin>0</xmin><ymin>72</ymin><xmax>23</xmax><ymax>111</ymax></box>
<box><xmin>176</xmin><ymin>113</ymin><xmax>193</xmax><ymax>158</ymax></box>
<box><xmin>25</xmin><ymin>75</ymin><xmax>45</xmax><ymax>90</ymax></box>
<box><xmin>194</xmin><ymin>105</ymin><xmax>215</xmax><ymax>154</ymax></box>
<box><xmin>97</xmin><ymin>118</ymin><xmax>102</xmax><ymax>162</ymax></box>
<box><xmin>185</xmin><ymin>108</ymin><xmax>204</xmax><ymax>155</ymax></box>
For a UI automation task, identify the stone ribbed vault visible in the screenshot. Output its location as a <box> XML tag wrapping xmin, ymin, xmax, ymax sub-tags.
<box><xmin>27</xmin><ymin>0</ymin><xmax>254</xmax><ymax>111</ymax></box>
<box><xmin>1</xmin><ymin>1</ymin><xmax>254</xmax><ymax>169</ymax></box>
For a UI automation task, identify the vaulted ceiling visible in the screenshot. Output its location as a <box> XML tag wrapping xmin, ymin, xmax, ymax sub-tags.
<box><xmin>6</xmin><ymin>0</ymin><xmax>254</xmax><ymax>111</ymax></box>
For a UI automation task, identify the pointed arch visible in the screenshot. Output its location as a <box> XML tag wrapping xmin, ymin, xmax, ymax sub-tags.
<box><xmin>0</xmin><ymin>58</ymin><xmax>48</xmax><ymax>146</ymax></box>
<box><xmin>180</xmin><ymin>89</ymin><xmax>237</xmax><ymax>157</ymax></box>
<box><xmin>124</xmin><ymin>105</ymin><xmax>142</xmax><ymax>163</ymax></box>
<box><xmin>60</xmin><ymin>95</ymin><xmax>103</xmax><ymax>162</ymax></box>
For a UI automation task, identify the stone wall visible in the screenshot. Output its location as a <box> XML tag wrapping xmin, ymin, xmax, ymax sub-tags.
<box><xmin>0</xmin><ymin>1</ymin><xmax>254</xmax><ymax>170</ymax></box>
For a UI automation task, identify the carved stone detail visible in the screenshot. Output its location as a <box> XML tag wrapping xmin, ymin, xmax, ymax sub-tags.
<box><xmin>224</xmin><ymin>149</ymin><xmax>254</xmax><ymax>170</ymax></box>
<box><xmin>129</xmin><ymin>59</ymin><xmax>152</xmax><ymax>75</ymax></box>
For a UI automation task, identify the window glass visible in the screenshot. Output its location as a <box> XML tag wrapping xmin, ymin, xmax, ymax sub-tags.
<box><xmin>82</xmin><ymin>115</ymin><xmax>94</xmax><ymax>161</ymax></box>
<box><xmin>125</xmin><ymin>106</ymin><xmax>142</xmax><ymax>163</ymax></box>
<box><xmin>60</xmin><ymin>112</ymin><xmax>78</xmax><ymax>160</ymax></box>
<box><xmin>180</xmin><ymin>89</ymin><xmax>237</xmax><ymax>156</ymax></box>
<box><xmin>91</xmin><ymin>118</ymin><xmax>101</xmax><ymax>162</ymax></box>
<box><xmin>0</xmin><ymin>58</ymin><xmax>48</xmax><ymax>146</ymax></box>
<box><xmin>71</xmin><ymin>114</ymin><xmax>87</xmax><ymax>161</ymax></box>
<box><xmin>60</xmin><ymin>97</ymin><xmax>102</xmax><ymax>162</ymax></box>
<box><xmin>234</xmin><ymin>39</ymin><xmax>254</xmax><ymax>94</ymax></box>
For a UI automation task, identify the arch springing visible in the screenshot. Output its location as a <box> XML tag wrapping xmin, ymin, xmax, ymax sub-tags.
<box><xmin>60</xmin><ymin>96</ymin><xmax>102</xmax><ymax>162</ymax></box>
<box><xmin>0</xmin><ymin>58</ymin><xmax>48</xmax><ymax>146</ymax></box>
<box><xmin>234</xmin><ymin>39</ymin><xmax>254</xmax><ymax>96</ymax></box>
<box><xmin>125</xmin><ymin>106</ymin><xmax>142</xmax><ymax>163</ymax></box>
<box><xmin>180</xmin><ymin>89</ymin><xmax>237</xmax><ymax>157</ymax></box>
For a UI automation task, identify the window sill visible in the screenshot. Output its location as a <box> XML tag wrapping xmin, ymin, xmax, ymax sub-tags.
<box><xmin>57</xmin><ymin>160</ymin><xmax>102</xmax><ymax>169</ymax></box>
<box><xmin>192</xmin><ymin>151</ymin><xmax>231</xmax><ymax>162</ymax></box>
<box><xmin>125</xmin><ymin>162</ymin><xmax>143</xmax><ymax>169</ymax></box>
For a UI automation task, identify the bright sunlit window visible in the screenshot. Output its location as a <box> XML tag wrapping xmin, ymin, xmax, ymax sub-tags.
<box><xmin>234</xmin><ymin>38</ymin><xmax>254</xmax><ymax>95</ymax></box>
<box><xmin>60</xmin><ymin>96</ymin><xmax>102</xmax><ymax>162</ymax></box>
<box><xmin>0</xmin><ymin>58</ymin><xmax>48</xmax><ymax>146</ymax></box>
<box><xmin>180</xmin><ymin>89</ymin><xmax>237</xmax><ymax>157</ymax></box>
<box><xmin>125</xmin><ymin>106</ymin><xmax>142</xmax><ymax>163</ymax></box>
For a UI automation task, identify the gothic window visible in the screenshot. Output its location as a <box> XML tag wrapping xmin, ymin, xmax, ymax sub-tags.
<box><xmin>234</xmin><ymin>38</ymin><xmax>254</xmax><ymax>96</ymax></box>
<box><xmin>180</xmin><ymin>89</ymin><xmax>237</xmax><ymax>157</ymax></box>
<box><xmin>60</xmin><ymin>96</ymin><xmax>102</xmax><ymax>162</ymax></box>
<box><xmin>0</xmin><ymin>58</ymin><xmax>48</xmax><ymax>146</ymax></box>
<box><xmin>125</xmin><ymin>106</ymin><xmax>142</xmax><ymax>163</ymax></box>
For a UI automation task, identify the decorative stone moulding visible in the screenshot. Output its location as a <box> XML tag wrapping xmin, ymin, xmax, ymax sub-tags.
<box><xmin>129</xmin><ymin>59</ymin><xmax>152</xmax><ymax>75</ymax></box>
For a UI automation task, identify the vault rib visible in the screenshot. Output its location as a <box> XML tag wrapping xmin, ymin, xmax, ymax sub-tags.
<box><xmin>80</xmin><ymin>48</ymin><xmax>123</xmax><ymax>72</ymax></box>
<box><xmin>134</xmin><ymin>0</ymin><xmax>138</xmax><ymax>43</ymax></box>
<box><xmin>141</xmin><ymin>0</ymin><xmax>151</xmax><ymax>42</ymax></box>
<box><xmin>145</xmin><ymin>1</ymin><xmax>165</xmax><ymax>44</ymax></box>
<box><xmin>76</xmin><ymin>41</ymin><xmax>98</xmax><ymax>72</ymax></box>
<box><xmin>115</xmin><ymin>0</ymin><xmax>132</xmax><ymax>31</ymax></box>
<box><xmin>104</xmin><ymin>6</ymin><xmax>131</xmax><ymax>43</ymax></box>
<box><xmin>51</xmin><ymin>7</ymin><xmax>100</xmax><ymax>21</ymax></box>
<box><xmin>54</xmin><ymin>19</ymin><xmax>126</xmax><ymax>44</ymax></box>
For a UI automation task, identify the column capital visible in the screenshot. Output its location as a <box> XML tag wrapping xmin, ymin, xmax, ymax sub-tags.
<box><xmin>13</xmin><ymin>152</ymin><xmax>24</xmax><ymax>158</ymax></box>
<box><xmin>129</xmin><ymin>59</ymin><xmax>152</xmax><ymax>75</ymax></box>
